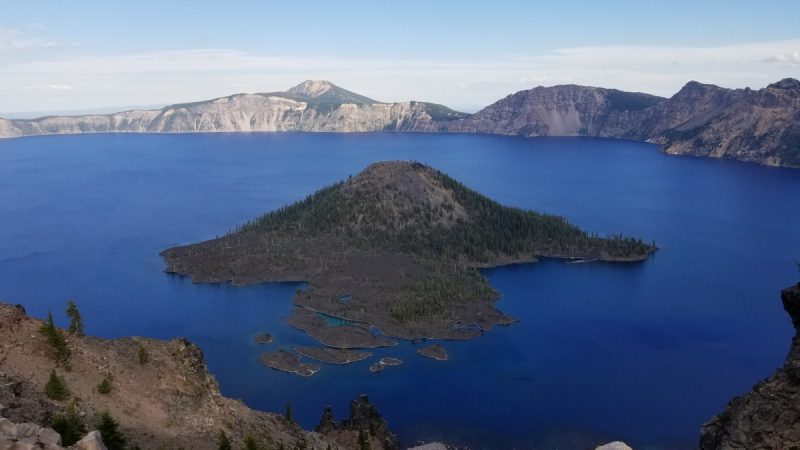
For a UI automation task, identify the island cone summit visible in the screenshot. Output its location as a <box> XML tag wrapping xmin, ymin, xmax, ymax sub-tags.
<box><xmin>161</xmin><ymin>161</ymin><xmax>655</xmax><ymax>347</ymax></box>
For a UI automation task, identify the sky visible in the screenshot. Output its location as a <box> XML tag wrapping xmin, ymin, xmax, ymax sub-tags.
<box><xmin>1</xmin><ymin>0</ymin><xmax>799</xmax><ymax>115</ymax></box>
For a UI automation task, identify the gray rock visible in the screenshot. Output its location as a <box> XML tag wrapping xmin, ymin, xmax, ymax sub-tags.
<box><xmin>596</xmin><ymin>442</ymin><xmax>633</xmax><ymax>450</ymax></box>
<box><xmin>70</xmin><ymin>431</ymin><xmax>107</xmax><ymax>450</ymax></box>
<box><xmin>15</xmin><ymin>422</ymin><xmax>39</xmax><ymax>442</ymax></box>
<box><xmin>0</xmin><ymin>417</ymin><xmax>17</xmax><ymax>439</ymax></box>
<box><xmin>9</xmin><ymin>441</ymin><xmax>37</xmax><ymax>450</ymax></box>
<box><xmin>37</xmin><ymin>427</ymin><xmax>62</xmax><ymax>446</ymax></box>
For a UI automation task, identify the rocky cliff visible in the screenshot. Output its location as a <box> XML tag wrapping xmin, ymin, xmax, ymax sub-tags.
<box><xmin>0</xmin><ymin>302</ymin><xmax>367</xmax><ymax>449</ymax></box>
<box><xmin>699</xmin><ymin>283</ymin><xmax>800</xmax><ymax>449</ymax></box>
<box><xmin>654</xmin><ymin>78</ymin><xmax>800</xmax><ymax>167</ymax></box>
<box><xmin>418</xmin><ymin>78</ymin><xmax>800</xmax><ymax>167</ymax></box>
<box><xmin>0</xmin><ymin>80</ymin><xmax>466</xmax><ymax>138</ymax></box>
<box><xmin>415</xmin><ymin>84</ymin><xmax>664</xmax><ymax>137</ymax></box>
<box><xmin>3</xmin><ymin>78</ymin><xmax>798</xmax><ymax>168</ymax></box>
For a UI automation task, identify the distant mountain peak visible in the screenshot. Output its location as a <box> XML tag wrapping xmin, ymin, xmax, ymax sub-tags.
<box><xmin>288</xmin><ymin>80</ymin><xmax>335</xmax><ymax>98</ymax></box>
<box><xmin>768</xmin><ymin>78</ymin><xmax>800</xmax><ymax>90</ymax></box>
<box><xmin>286</xmin><ymin>80</ymin><xmax>379</xmax><ymax>104</ymax></box>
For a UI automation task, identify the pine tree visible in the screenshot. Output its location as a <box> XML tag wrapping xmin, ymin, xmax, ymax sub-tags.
<box><xmin>284</xmin><ymin>402</ymin><xmax>293</xmax><ymax>424</ymax></box>
<box><xmin>45</xmin><ymin>369</ymin><xmax>69</xmax><ymax>401</ymax></box>
<box><xmin>137</xmin><ymin>344</ymin><xmax>150</xmax><ymax>365</ymax></box>
<box><xmin>241</xmin><ymin>433</ymin><xmax>260</xmax><ymax>450</ymax></box>
<box><xmin>358</xmin><ymin>429</ymin><xmax>370</xmax><ymax>450</ymax></box>
<box><xmin>50</xmin><ymin>403</ymin><xmax>86</xmax><ymax>446</ymax></box>
<box><xmin>66</xmin><ymin>300</ymin><xmax>84</xmax><ymax>336</ymax></box>
<box><xmin>97</xmin><ymin>374</ymin><xmax>113</xmax><ymax>394</ymax></box>
<box><xmin>39</xmin><ymin>311</ymin><xmax>71</xmax><ymax>365</ymax></box>
<box><xmin>217</xmin><ymin>430</ymin><xmax>232</xmax><ymax>450</ymax></box>
<box><xmin>97</xmin><ymin>411</ymin><xmax>127</xmax><ymax>450</ymax></box>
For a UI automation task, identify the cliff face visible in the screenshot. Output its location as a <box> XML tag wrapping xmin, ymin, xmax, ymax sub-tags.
<box><xmin>1</xmin><ymin>81</ymin><xmax>466</xmax><ymax>137</ymax></box>
<box><xmin>3</xmin><ymin>78</ymin><xmax>798</xmax><ymax>168</ymax></box>
<box><xmin>656</xmin><ymin>79</ymin><xmax>800</xmax><ymax>167</ymax></box>
<box><xmin>425</xmin><ymin>78</ymin><xmax>800</xmax><ymax>168</ymax></box>
<box><xmin>699</xmin><ymin>283</ymin><xmax>800</xmax><ymax>449</ymax></box>
<box><xmin>416</xmin><ymin>85</ymin><xmax>663</xmax><ymax>137</ymax></box>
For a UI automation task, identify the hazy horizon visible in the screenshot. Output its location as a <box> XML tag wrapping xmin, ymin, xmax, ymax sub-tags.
<box><xmin>2</xmin><ymin>0</ymin><xmax>799</xmax><ymax>114</ymax></box>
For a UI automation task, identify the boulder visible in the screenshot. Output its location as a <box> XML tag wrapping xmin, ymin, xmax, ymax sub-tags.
<box><xmin>37</xmin><ymin>426</ymin><xmax>62</xmax><ymax>446</ymax></box>
<box><xmin>596</xmin><ymin>442</ymin><xmax>633</xmax><ymax>450</ymax></box>
<box><xmin>0</xmin><ymin>417</ymin><xmax>17</xmax><ymax>439</ymax></box>
<box><xmin>15</xmin><ymin>422</ymin><xmax>39</xmax><ymax>442</ymax></box>
<box><xmin>9</xmin><ymin>441</ymin><xmax>37</xmax><ymax>450</ymax></box>
<box><xmin>70</xmin><ymin>431</ymin><xmax>108</xmax><ymax>450</ymax></box>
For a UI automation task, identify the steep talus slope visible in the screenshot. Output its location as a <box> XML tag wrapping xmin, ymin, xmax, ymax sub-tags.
<box><xmin>0</xmin><ymin>303</ymin><xmax>356</xmax><ymax>450</ymax></box>
<box><xmin>2</xmin><ymin>81</ymin><xmax>466</xmax><ymax>137</ymax></box>
<box><xmin>418</xmin><ymin>85</ymin><xmax>664</xmax><ymax>137</ymax></box>
<box><xmin>700</xmin><ymin>283</ymin><xmax>800</xmax><ymax>449</ymax></box>
<box><xmin>656</xmin><ymin>78</ymin><xmax>800</xmax><ymax>167</ymax></box>
<box><xmin>429</xmin><ymin>78</ymin><xmax>800</xmax><ymax>167</ymax></box>
<box><xmin>621</xmin><ymin>81</ymin><xmax>749</xmax><ymax>140</ymax></box>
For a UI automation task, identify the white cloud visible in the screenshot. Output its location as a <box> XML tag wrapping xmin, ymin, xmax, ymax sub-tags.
<box><xmin>1</xmin><ymin>39</ymin><xmax>798</xmax><ymax>113</ymax></box>
<box><xmin>21</xmin><ymin>84</ymin><xmax>72</xmax><ymax>91</ymax></box>
<box><xmin>0</xmin><ymin>26</ymin><xmax>64</xmax><ymax>51</ymax></box>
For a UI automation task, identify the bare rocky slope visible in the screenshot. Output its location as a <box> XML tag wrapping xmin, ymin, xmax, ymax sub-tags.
<box><xmin>0</xmin><ymin>80</ymin><xmax>465</xmax><ymax>138</ymax></box>
<box><xmin>2</xmin><ymin>78</ymin><xmax>797</xmax><ymax>167</ymax></box>
<box><xmin>0</xmin><ymin>303</ymin><xmax>397</xmax><ymax>450</ymax></box>
<box><xmin>700</xmin><ymin>282</ymin><xmax>800</xmax><ymax>449</ymax></box>
<box><xmin>416</xmin><ymin>78</ymin><xmax>800</xmax><ymax>167</ymax></box>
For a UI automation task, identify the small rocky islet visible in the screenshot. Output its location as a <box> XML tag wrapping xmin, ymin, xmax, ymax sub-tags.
<box><xmin>161</xmin><ymin>161</ymin><xmax>655</xmax><ymax>356</ymax></box>
<box><xmin>259</xmin><ymin>350</ymin><xmax>321</xmax><ymax>377</ymax></box>
<box><xmin>253</xmin><ymin>332</ymin><xmax>273</xmax><ymax>344</ymax></box>
<box><xmin>417</xmin><ymin>344</ymin><xmax>448</xmax><ymax>361</ymax></box>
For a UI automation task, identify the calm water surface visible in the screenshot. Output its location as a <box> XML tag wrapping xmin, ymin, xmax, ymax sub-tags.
<box><xmin>1</xmin><ymin>133</ymin><xmax>799</xmax><ymax>449</ymax></box>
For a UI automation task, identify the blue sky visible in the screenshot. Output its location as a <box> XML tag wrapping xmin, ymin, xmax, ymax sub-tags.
<box><xmin>2</xmin><ymin>0</ymin><xmax>799</xmax><ymax>114</ymax></box>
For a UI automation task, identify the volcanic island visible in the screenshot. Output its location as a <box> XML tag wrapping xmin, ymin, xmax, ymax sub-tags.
<box><xmin>161</xmin><ymin>161</ymin><xmax>655</xmax><ymax>374</ymax></box>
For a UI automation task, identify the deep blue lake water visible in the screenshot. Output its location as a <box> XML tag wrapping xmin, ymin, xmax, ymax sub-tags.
<box><xmin>1</xmin><ymin>132</ymin><xmax>799</xmax><ymax>449</ymax></box>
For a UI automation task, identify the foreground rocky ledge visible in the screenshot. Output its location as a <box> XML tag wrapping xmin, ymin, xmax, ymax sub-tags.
<box><xmin>0</xmin><ymin>416</ymin><xmax>106</xmax><ymax>450</ymax></box>
<box><xmin>0</xmin><ymin>302</ymin><xmax>390</xmax><ymax>449</ymax></box>
<box><xmin>700</xmin><ymin>282</ymin><xmax>800</xmax><ymax>449</ymax></box>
